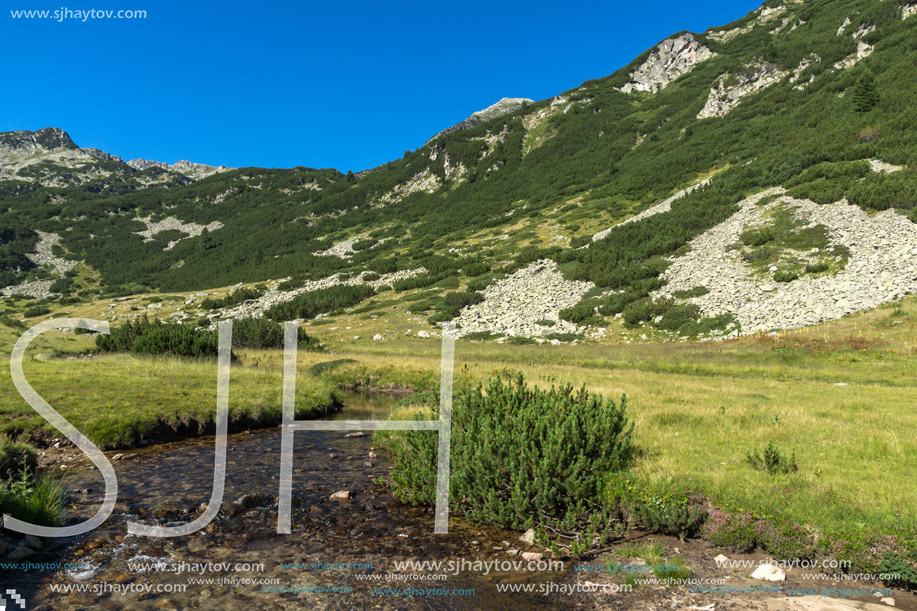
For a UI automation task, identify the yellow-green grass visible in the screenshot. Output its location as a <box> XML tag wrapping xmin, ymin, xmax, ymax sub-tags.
<box><xmin>0</xmin><ymin>325</ymin><xmax>339</xmax><ymax>449</ymax></box>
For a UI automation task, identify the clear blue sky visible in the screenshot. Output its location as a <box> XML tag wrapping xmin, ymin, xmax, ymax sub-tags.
<box><xmin>2</xmin><ymin>0</ymin><xmax>762</xmax><ymax>172</ymax></box>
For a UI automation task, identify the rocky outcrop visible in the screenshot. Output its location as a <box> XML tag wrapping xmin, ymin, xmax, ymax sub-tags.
<box><xmin>0</xmin><ymin>127</ymin><xmax>76</xmax><ymax>160</ymax></box>
<box><xmin>428</xmin><ymin>98</ymin><xmax>533</xmax><ymax>144</ymax></box>
<box><xmin>452</xmin><ymin>260</ymin><xmax>593</xmax><ymax>338</ymax></box>
<box><xmin>833</xmin><ymin>22</ymin><xmax>876</xmax><ymax>70</ymax></box>
<box><xmin>128</xmin><ymin>158</ymin><xmax>231</xmax><ymax>180</ymax></box>
<box><xmin>789</xmin><ymin>54</ymin><xmax>821</xmax><ymax>90</ymax></box>
<box><xmin>371</xmin><ymin>168</ymin><xmax>440</xmax><ymax>208</ymax></box>
<box><xmin>655</xmin><ymin>189</ymin><xmax>917</xmax><ymax>336</ymax></box>
<box><xmin>868</xmin><ymin>159</ymin><xmax>904</xmax><ymax>173</ymax></box>
<box><xmin>698</xmin><ymin>61</ymin><xmax>789</xmax><ymax>119</ymax></box>
<box><xmin>0</xmin><ymin>231</ymin><xmax>78</xmax><ymax>299</ymax></box>
<box><xmin>81</xmin><ymin>147</ymin><xmax>123</xmax><ymax>163</ymax></box>
<box><xmin>619</xmin><ymin>34</ymin><xmax>715</xmax><ymax>94</ymax></box>
<box><xmin>903</xmin><ymin>4</ymin><xmax>917</xmax><ymax>20</ymax></box>
<box><xmin>134</xmin><ymin>216</ymin><xmax>224</xmax><ymax>250</ymax></box>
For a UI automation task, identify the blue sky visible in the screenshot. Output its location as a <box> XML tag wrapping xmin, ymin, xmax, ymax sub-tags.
<box><xmin>2</xmin><ymin>0</ymin><xmax>762</xmax><ymax>171</ymax></box>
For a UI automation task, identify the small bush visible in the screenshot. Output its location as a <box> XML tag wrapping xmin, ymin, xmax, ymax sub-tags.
<box><xmin>878</xmin><ymin>553</ymin><xmax>917</xmax><ymax>589</ymax></box>
<box><xmin>704</xmin><ymin>509</ymin><xmax>759</xmax><ymax>552</ymax></box>
<box><xmin>265</xmin><ymin>284</ymin><xmax>375</xmax><ymax>320</ymax></box>
<box><xmin>231</xmin><ymin>318</ymin><xmax>320</xmax><ymax>350</ymax></box>
<box><xmin>672</xmin><ymin>286</ymin><xmax>709</xmax><ymax>299</ymax></box>
<box><xmin>535</xmin><ymin>319</ymin><xmax>555</xmax><ymax>326</ymax></box>
<box><xmin>23</xmin><ymin>305</ymin><xmax>51</xmax><ymax>318</ymax></box>
<box><xmin>560</xmin><ymin>299</ymin><xmax>603</xmax><ymax>325</ymax></box>
<box><xmin>387</xmin><ymin>373</ymin><xmax>634</xmax><ymax>532</ymax></box>
<box><xmin>96</xmin><ymin>316</ymin><xmax>223</xmax><ymax>359</ymax></box>
<box><xmin>741</xmin><ymin>228</ymin><xmax>775</xmax><ymax>247</ymax></box>
<box><xmin>746</xmin><ymin>441</ymin><xmax>798</xmax><ymax>475</ymax></box>
<box><xmin>462</xmin><ymin>262</ymin><xmax>490</xmax><ymax>277</ymax></box>
<box><xmin>804</xmin><ymin>262</ymin><xmax>829</xmax><ymax>274</ymax></box>
<box><xmin>773</xmin><ymin>270</ymin><xmax>800</xmax><ymax>283</ymax></box>
<box><xmin>200</xmin><ymin>286</ymin><xmax>265</xmax><ymax>310</ymax></box>
<box><xmin>0</xmin><ymin>468</ymin><xmax>65</xmax><ymax>527</ymax></box>
<box><xmin>352</xmin><ymin>238</ymin><xmax>375</xmax><ymax>251</ymax></box>
<box><xmin>654</xmin><ymin>304</ymin><xmax>701</xmax><ymax>332</ymax></box>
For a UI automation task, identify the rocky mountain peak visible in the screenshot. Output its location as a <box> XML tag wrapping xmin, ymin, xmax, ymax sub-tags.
<box><xmin>0</xmin><ymin>127</ymin><xmax>77</xmax><ymax>159</ymax></box>
<box><xmin>428</xmin><ymin>97</ymin><xmax>534</xmax><ymax>143</ymax></box>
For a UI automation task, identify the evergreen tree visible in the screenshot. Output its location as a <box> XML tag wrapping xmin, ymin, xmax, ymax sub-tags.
<box><xmin>853</xmin><ymin>70</ymin><xmax>879</xmax><ymax>112</ymax></box>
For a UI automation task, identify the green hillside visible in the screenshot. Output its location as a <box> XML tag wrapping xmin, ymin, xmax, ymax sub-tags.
<box><xmin>2</xmin><ymin>0</ymin><xmax>916</xmax><ymax>339</ymax></box>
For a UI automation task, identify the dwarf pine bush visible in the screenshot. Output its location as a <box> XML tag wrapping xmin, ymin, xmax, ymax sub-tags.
<box><xmin>388</xmin><ymin>372</ymin><xmax>634</xmax><ymax>532</ymax></box>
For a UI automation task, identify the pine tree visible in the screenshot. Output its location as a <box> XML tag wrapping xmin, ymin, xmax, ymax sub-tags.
<box><xmin>853</xmin><ymin>70</ymin><xmax>880</xmax><ymax>112</ymax></box>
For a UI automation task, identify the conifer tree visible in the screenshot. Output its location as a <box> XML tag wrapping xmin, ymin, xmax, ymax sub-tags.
<box><xmin>853</xmin><ymin>70</ymin><xmax>879</xmax><ymax>112</ymax></box>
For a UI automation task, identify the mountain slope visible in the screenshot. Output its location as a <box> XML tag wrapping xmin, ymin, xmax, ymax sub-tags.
<box><xmin>2</xmin><ymin>0</ymin><xmax>916</xmax><ymax>341</ymax></box>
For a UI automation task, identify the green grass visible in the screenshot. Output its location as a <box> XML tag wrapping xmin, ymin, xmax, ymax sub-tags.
<box><xmin>0</xmin><ymin>325</ymin><xmax>340</xmax><ymax>448</ymax></box>
<box><xmin>305</xmin><ymin>295</ymin><xmax>917</xmax><ymax>543</ymax></box>
<box><xmin>0</xmin><ymin>471</ymin><xmax>66</xmax><ymax>527</ymax></box>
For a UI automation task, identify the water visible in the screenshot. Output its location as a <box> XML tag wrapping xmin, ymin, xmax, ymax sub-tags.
<box><xmin>8</xmin><ymin>391</ymin><xmax>595</xmax><ymax>610</ymax></box>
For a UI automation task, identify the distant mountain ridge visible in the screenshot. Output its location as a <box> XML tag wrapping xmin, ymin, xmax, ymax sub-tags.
<box><xmin>0</xmin><ymin>127</ymin><xmax>230</xmax><ymax>183</ymax></box>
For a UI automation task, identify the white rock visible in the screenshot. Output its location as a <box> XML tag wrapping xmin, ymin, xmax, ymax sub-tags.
<box><xmin>751</xmin><ymin>563</ymin><xmax>786</xmax><ymax>581</ymax></box>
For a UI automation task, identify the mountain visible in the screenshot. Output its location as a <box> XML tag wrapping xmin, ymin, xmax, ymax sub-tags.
<box><xmin>0</xmin><ymin>127</ymin><xmax>230</xmax><ymax>187</ymax></box>
<box><xmin>126</xmin><ymin>158</ymin><xmax>232</xmax><ymax>180</ymax></box>
<box><xmin>2</xmin><ymin>0</ymin><xmax>916</xmax><ymax>342</ymax></box>
<box><xmin>427</xmin><ymin>97</ymin><xmax>534</xmax><ymax>143</ymax></box>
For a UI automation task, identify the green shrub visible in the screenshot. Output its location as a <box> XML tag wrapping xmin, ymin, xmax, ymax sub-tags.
<box><xmin>23</xmin><ymin>305</ymin><xmax>51</xmax><ymax>318</ymax></box>
<box><xmin>96</xmin><ymin>316</ymin><xmax>223</xmax><ymax>359</ymax></box>
<box><xmin>545</xmin><ymin>333</ymin><xmax>580</xmax><ymax>342</ymax></box>
<box><xmin>387</xmin><ymin>373</ymin><xmax>634</xmax><ymax>532</ymax></box>
<box><xmin>462</xmin><ymin>262</ymin><xmax>490</xmax><ymax>277</ymax></box>
<box><xmin>535</xmin><ymin>319</ymin><xmax>555</xmax><ymax>326</ymax></box>
<box><xmin>0</xmin><ymin>468</ymin><xmax>65</xmax><ymax>527</ymax></box>
<box><xmin>200</xmin><ymin>286</ymin><xmax>265</xmax><ymax>310</ymax></box>
<box><xmin>746</xmin><ymin>441</ymin><xmax>798</xmax><ymax>475</ymax></box>
<box><xmin>804</xmin><ymin>262</ymin><xmax>829</xmax><ymax>274</ymax></box>
<box><xmin>878</xmin><ymin>553</ymin><xmax>917</xmax><ymax>589</ymax></box>
<box><xmin>741</xmin><ymin>228</ymin><xmax>775</xmax><ymax>247</ymax></box>
<box><xmin>773</xmin><ymin>270</ymin><xmax>800</xmax><ymax>283</ymax></box>
<box><xmin>672</xmin><ymin>286</ymin><xmax>709</xmax><ymax>299</ymax></box>
<box><xmin>231</xmin><ymin>318</ymin><xmax>320</xmax><ymax>350</ymax></box>
<box><xmin>265</xmin><ymin>284</ymin><xmax>375</xmax><ymax>320</ymax></box>
<box><xmin>467</xmin><ymin>275</ymin><xmax>497</xmax><ymax>292</ymax></box>
<box><xmin>609</xmin><ymin>475</ymin><xmax>707</xmax><ymax>540</ymax></box>
<box><xmin>559</xmin><ymin>299</ymin><xmax>603</xmax><ymax>325</ymax></box>
<box><xmin>352</xmin><ymin>238</ymin><xmax>375</xmax><ymax>251</ymax></box>
<box><xmin>654</xmin><ymin>304</ymin><xmax>701</xmax><ymax>332</ymax></box>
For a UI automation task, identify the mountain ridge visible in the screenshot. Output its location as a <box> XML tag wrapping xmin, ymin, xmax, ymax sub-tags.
<box><xmin>2</xmin><ymin>0</ymin><xmax>916</xmax><ymax>343</ymax></box>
